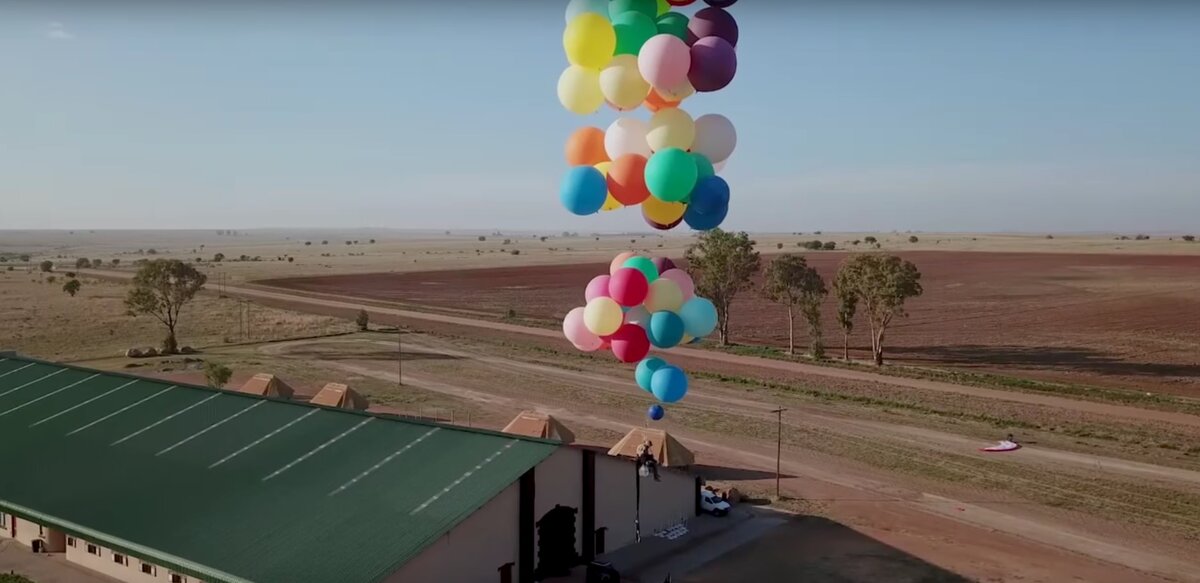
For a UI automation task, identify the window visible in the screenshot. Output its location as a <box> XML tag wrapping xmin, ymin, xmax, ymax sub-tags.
<box><xmin>141</xmin><ymin>562</ymin><xmax>156</xmax><ymax>576</ymax></box>
<box><xmin>67</xmin><ymin>537</ymin><xmax>76</xmax><ymax>547</ymax></box>
<box><xmin>0</xmin><ymin>512</ymin><xmax>7</xmax><ymax>527</ymax></box>
<box><xmin>86</xmin><ymin>544</ymin><xmax>99</xmax><ymax>556</ymax></box>
<box><xmin>38</xmin><ymin>525</ymin><xmax>44</xmax><ymax>536</ymax></box>
<box><xmin>170</xmin><ymin>573</ymin><xmax>187</xmax><ymax>583</ymax></box>
<box><xmin>113</xmin><ymin>553</ymin><xmax>127</xmax><ymax>566</ymax></box>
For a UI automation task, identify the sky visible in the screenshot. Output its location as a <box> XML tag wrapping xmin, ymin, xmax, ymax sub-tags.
<box><xmin>1</xmin><ymin>1</ymin><xmax>1198</xmax><ymax>233</ymax></box>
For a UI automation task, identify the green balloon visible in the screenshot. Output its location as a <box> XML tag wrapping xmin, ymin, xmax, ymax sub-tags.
<box><xmin>693</xmin><ymin>152</ymin><xmax>715</xmax><ymax>180</ymax></box>
<box><xmin>645</xmin><ymin>148</ymin><xmax>699</xmax><ymax>203</ymax></box>
<box><xmin>613</xmin><ymin>12</ymin><xmax>657</xmax><ymax>55</ymax></box>
<box><xmin>656</xmin><ymin>12</ymin><xmax>690</xmax><ymax>41</ymax></box>
<box><xmin>623</xmin><ymin>256</ymin><xmax>659</xmax><ymax>283</ymax></box>
<box><xmin>610</xmin><ymin>0</ymin><xmax>658</xmax><ymax>20</ymax></box>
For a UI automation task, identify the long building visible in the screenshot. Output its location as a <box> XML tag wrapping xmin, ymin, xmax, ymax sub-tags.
<box><xmin>0</xmin><ymin>354</ymin><xmax>698</xmax><ymax>582</ymax></box>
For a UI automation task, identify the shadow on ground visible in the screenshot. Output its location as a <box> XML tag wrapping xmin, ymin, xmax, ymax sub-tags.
<box><xmin>279</xmin><ymin>345</ymin><xmax>462</xmax><ymax>363</ymax></box>
<box><xmin>894</xmin><ymin>344</ymin><xmax>1200</xmax><ymax>379</ymax></box>
<box><xmin>692</xmin><ymin>464</ymin><xmax>795</xmax><ymax>482</ymax></box>
<box><xmin>679</xmin><ymin>515</ymin><xmax>969</xmax><ymax>583</ymax></box>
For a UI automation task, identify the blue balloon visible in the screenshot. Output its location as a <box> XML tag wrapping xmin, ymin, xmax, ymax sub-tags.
<box><xmin>688</xmin><ymin>176</ymin><xmax>730</xmax><ymax>215</ymax></box>
<box><xmin>651</xmin><ymin>366</ymin><xmax>688</xmax><ymax>403</ymax></box>
<box><xmin>648</xmin><ymin>404</ymin><xmax>665</xmax><ymax>421</ymax></box>
<box><xmin>679</xmin><ymin>297</ymin><xmax>718</xmax><ymax>337</ymax></box>
<box><xmin>635</xmin><ymin>357</ymin><xmax>667</xmax><ymax>392</ymax></box>
<box><xmin>647</xmin><ymin>310</ymin><xmax>685</xmax><ymax>348</ymax></box>
<box><xmin>560</xmin><ymin>166</ymin><xmax>608</xmax><ymax>216</ymax></box>
<box><xmin>683</xmin><ymin>199</ymin><xmax>728</xmax><ymax>231</ymax></box>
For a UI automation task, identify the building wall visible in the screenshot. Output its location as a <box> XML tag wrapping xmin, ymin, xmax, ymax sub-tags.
<box><xmin>593</xmin><ymin>453</ymin><xmax>695</xmax><ymax>551</ymax></box>
<box><xmin>0</xmin><ymin>511</ymin><xmax>11</xmax><ymax>540</ymax></box>
<box><xmin>13</xmin><ymin>516</ymin><xmax>41</xmax><ymax>547</ymax></box>
<box><xmin>65</xmin><ymin>537</ymin><xmax>204</xmax><ymax>583</ymax></box>
<box><xmin>531</xmin><ymin>447</ymin><xmax>583</xmax><ymax>559</ymax></box>
<box><xmin>384</xmin><ymin>482</ymin><xmax>520</xmax><ymax>583</ymax></box>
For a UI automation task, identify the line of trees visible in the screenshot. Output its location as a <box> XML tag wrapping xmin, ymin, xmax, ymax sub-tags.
<box><xmin>686</xmin><ymin>229</ymin><xmax>923</xmax><ymax>366</ymax></box>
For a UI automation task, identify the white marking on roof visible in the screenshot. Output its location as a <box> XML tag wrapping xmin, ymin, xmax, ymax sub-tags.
<box><xmin>209</xmin><ymin>408</ymin><xmax>319</xmax><ymax>469</ymax></box>
<box><xmin>0</xmin><ymin>369</ymin><xmax>67</xmax><ymax>399</ymax></box>
<box><xmin>411</xmin><ymin>439</ymin><xmax>519</xmax><ymax>515</ymax></box>
<box><xmin>110</xmin><ymin>393</ymin><xmax>220</xmax><ymax>445</ymax></box>
<box><xmin>31</xmin><ymin>380</ymin><xmax>140</xmax><ymax>427</ymax></box>
<box><xmin>0</xmin><ymin>362</ymin><xmax>35</xmax><ymax>380</ymax></box>
<box><xmin>67</xmin><ymin>386</ymin><xmax>176</xmax><ymax>436</ymax></box>
<box><xmin>328</xmin><ymin>428</ymin><xmax>440</xmax><ymax>496</ymax></box>
<box><xmin>156</xmin><ymin>400</ymin><xmax>267</xmax><ymax>456</ymax></box>
<box><xmin>262</xmin><ymin>417</ymin><xmax>374</xmax><ymax>482</ymax></box>
<box><xmin>0</xmin><ymin>374</ymin><xmax>98</xmax><ymax>418</ymax></box>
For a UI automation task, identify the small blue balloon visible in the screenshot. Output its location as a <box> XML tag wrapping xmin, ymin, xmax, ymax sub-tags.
<box><xmin>635</xmin><ymin>357</ymin><xmax>667</xmax><ymax>392</ymax></box>
<box><xmin>647</xmin><ymin>310</ymin><xmax>685</xmax><ymax>348</ymax></box>
<box><xmin>560</xmin><ymin>166</ymin><xmax>608</xmax><ymax>216</ymax></box>
<box><xmin>688</xmin><ymin>176</ymin><xmax>730</xmax><ymax>215</ymax></box>
<box><xmin>648</xmin><ymin>404</ymin><xmax>665</xmax><ymax>421</ymax></box>
<box><xmin>650</xmin><ymin>366</ymin><xmax>688</xmax><ymax>403</ymax></box>
<box><xmin>679</xmin><ymin>297</ymin><xmax>718</xmax><ymax>338</ymax></box>
<box><xmin>683</xmin><ymin>199</ymin><xmax>729</xmax><ymax>231</ymax></box>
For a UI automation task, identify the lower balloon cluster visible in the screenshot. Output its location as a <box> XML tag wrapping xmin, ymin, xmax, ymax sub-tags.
<box><xmin>562</xmin><ymin>252</ymin><xmax>718</xmax><ymax>420</ymax></box>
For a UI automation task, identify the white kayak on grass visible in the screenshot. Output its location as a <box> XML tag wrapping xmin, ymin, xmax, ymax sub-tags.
<box><xmin>981</xmin><ymin>440</ymin><xmax>1021</xmax><ymax>453</ymax></box>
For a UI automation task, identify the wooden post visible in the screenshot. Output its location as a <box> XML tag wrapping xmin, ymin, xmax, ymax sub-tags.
<box><xmin>771</xmin><ymin>407</ymin><xmax>787</xmax><ymax>499</ymax></box>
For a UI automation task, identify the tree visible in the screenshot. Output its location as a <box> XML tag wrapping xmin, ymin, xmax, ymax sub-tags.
<box><xmin>684</xmin><ymin>229</ymin><xmax>761</xmax><ymax>345</ymax></box>
<box><xmin>39</xmin><ymin>260</ymin><xmax>53</xmax><ymax>272</ymax></box>
<box><xmin>478</xmin><ymin>236</ymin><xmax>487</xmax><ymax>242</ymax></box>
<box><xmin>125</xmin><ymin>259</ymin><xmax>207</xmax><ymax>354</ymax></box>
<box><xmin>146</xmin><ymin>248</ymin><xmax>157</xmax><ymax>255</ymax></box>
<box><xmin>834</xmin><ymin>254</ymin><xmax>922</xmax><ymax>366</ymax></box>
<box><xmin>822</xmin><ymin>241</ymin><xmax>837</xmax><ymax>251</ymax></box>
<box><xmin>864</xmin><ymin>236</ymin><xmax>877</xmax><ymax>244</ymax></box>
<box><xmin>369</xmin><ymin>239</ymin><xmax>376</xmax><ymax>244</ymax></box>
<box><xmin>213</xmin><ymin>253</ymin><xmax>225</xmax><ymax>262</ymax></box>
<box><xmin>355</xmin><ymin>309</ymin><xmax>370</xmax><ymax>331</ymax></box>
<box><xmin>111</xmin><ymin>259</ymin><xmax>121</xmax><ymax>266</ymax></box>
<box><xmin>1184</xmin><ymin>235</ymin><xmax>1196</xmax><ymax>242</ymax></box>
<box><xmin>761</xmin><ymin>255</ymin><xmax>828</xmax><ymax>357</ymax></box>
<box><xmin>908</xmin><ymin>235</ymin><xmax>919</xmax><ymax>243</ymax></box>
<box><xmin>801</xmin><ymin>240</ymin><xmax>823</xmax><ymax>250</ymax></box>
<box><xmin>305</xmin><ymin>241</ymin><xmax>312</xmax><ymax>246</ymax></box>
<box><xmin>76</xmin><ymin>258</ymin><xmax>91</xmax><ymax>269</ymax></box>
<box><xmin>834</xmin><ymin>280</ymin><xmax>858</xmax><ymax>362</ymax></box>
<box><xmin>62</xmin><ymin>279</ymin><xmax>82</xmax><ymax>297</ymax></box>
<box><xmin>287</xmin><ymin>257</ymin><xmax>294</xmax><ymax>263</ymax></box>
<box><xmin>204</xmin><ymin>361</ymin><xmax>232</xmax><ymax>388</ymax></box>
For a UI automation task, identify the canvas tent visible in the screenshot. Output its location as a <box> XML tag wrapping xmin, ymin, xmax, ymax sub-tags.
<box><xmin>502</xmin><ymin>411</ymin><xmax>576</xmax><ymax>443</ymax></box>
<box><xmin>608</xmin><ymin>428</ymin><xmax>694</xmax><ymax>467</ymax></box>
<box><xmin>237</xmin><ymin>373</ymin><xmax>295</xmax><ymax>399</ymax></box>
<box><xmin>310</xmin><ymin>382</ymin><xmax>370</xmax><ymax>410</ymax></box>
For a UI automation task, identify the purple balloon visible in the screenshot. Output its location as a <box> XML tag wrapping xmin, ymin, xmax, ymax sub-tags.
<box><xmin>704</xmin><ymin>0</ymin><xmax>738</xmax><ymax>7</ymax></box>
<box><xmin>687</xmin><ymin>7</ymin><xmax>738</xmax><ymax>47</ymax></box>
<box><xmin>652</xmin><ymin>257</ymin><xmax>677</xmax><ymax>274</ymax></box>
<box><xmin>689</xmin><ymin>37</ymin><xmax>737</xmax><ymax>92</ymax></box>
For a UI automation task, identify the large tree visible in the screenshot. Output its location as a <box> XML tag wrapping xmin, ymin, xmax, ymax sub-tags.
<box><xmin>125</xmin><ymin>259</ymin><xmax>207</xmax><ymax>354</ymax></box>
<box><xmin>834</xmin><ymin>284</ymin><xmax>858</xmax><ymax>362</ymax></box>
<box><xmin>684</xmin><ymin>229</ymin><xmax>761</xmax><ymax>346</ymax></box>
<box><xmin>761</xmin><ymin>254</ymin><xmax>827</xmax><ymax>357</ymax></box>
<box><xmin>834</xmin><ymin>254</ymin><xmax>922</xmax><ymax>366</ymax></box>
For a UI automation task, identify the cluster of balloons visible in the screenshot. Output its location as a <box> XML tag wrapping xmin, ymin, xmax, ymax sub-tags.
<box><xmin>558</xmin><ymin>0</ymin><xmax>740</xmax><ymax>231</ymax></box>
<box><xmin>562</xmin><ymin>252</ymin><xmax>719</xmax><ymax>421</ymax></box>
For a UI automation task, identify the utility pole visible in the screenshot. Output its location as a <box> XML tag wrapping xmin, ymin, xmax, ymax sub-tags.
<box><xmin>397</xmin><ymin>326</ymin><xmax>403</xmax><ymax>387</ymax></box>
<box><xmin>770</xmin><ymin>407</ymin><xmax>787</xmax><ymax>500</ymax></box>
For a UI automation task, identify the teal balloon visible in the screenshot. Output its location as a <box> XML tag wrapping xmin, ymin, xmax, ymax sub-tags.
<box><xmin>610</xmin><ymin>0</ymin><xmax>658</xmax><ymax>20</ymax></box>
<box><xmin>613</xmin><ymin>12</ymin><xmax>657</xmax><ymax>55</ymax></box>
<box><xmin>622</xmin><ymin>256</ymin><xmax>659</xmax><ymax>283</ymax></box>
<box><xmin>692</xmin><ymin>152</ymin><xmax>714</xmax><ymax>180</ymax></box>
<box><xmin>560</xmin><ymin>166</ymin><xmax>608</xmax><ymax>216</ymax></box>
<box><xmin>650</xmin><ymin>366</ymin><xmax>688</xmax><ymax>403</ymax></box>
<box><xmin>635</xmin><ymin>357</ymin><xmax>667</xmax><ymax>391</ymax></box>
<box><xmin>647</xmin><ymin>310</ymin><xmax>685</xmax><ymax>348</ymax></box>
<box><xmin>645</xmin><ymin>148</ymin><xmax>698</xmax><ymax>202</ymax></box>
<box><xmin>656</xmin><ymin>12</ymin><xmax>690</xmax><ymax>41</ymax></box>
<box><xmin>679</xmin><ymin>297</ymin><xmax>718</xmax><ymax>337</ymax></box>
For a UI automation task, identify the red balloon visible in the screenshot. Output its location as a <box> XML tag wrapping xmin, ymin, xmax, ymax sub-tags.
<box><xmin>644</xmin><ymin>213</ymin><xmax>684</xmax><ymax>230</ymax></box>
<box><xmin>611</xmin><ymin>324</ymin><xmax>651</xmax><ymax>363</ymax></box>
<box><xmin>608</xmin><ymin>154</ymin><xmax>651</xmax><ymax>205</ymax></box>
<box><xmin>667</xmin><ymin>0</ymin><xmax>696</xmax><ymax>5</ymax></box>
<box><xmin>609</xmin><ymin>267</ymin><xmax>650</xmax><ymax>307</ymax></box>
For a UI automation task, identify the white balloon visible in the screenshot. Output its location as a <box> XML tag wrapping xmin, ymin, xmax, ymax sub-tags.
<box><xmin>625</xmin><ymin>305</ymin><xmax>651</xmax><ymax>329</ymax></box>
<box><xmin>713</xmin><ymin>159</ymin><xmax>727</xmax><ymax>173</ymax></box>
<box><xmin>605</xmin><ymin>117</ymin><xmax>652</xmax><ymax>159</ymax></box>
<box><xmin>693</xmin><ymin>114</ymin><xmax>737</xmax><ymax>164</ymax></box>
<box><xmin>565</xmin><ymin>0</ymin><xmax>610</xmax><ymax>24</ymax></box>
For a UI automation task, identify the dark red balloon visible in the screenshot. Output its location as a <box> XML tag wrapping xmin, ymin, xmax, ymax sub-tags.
<box><xmin>609</xmin><ymin>267</ymin><xmax>650</xmax><ymax>307</ymax></box>
<box><xmin>652</xmin><ymin>257</ymin><xmax>676</xmax><ymax>274</ymax></box>
<box><xmin>611</xmin><ymin>324</ymin><xmax>651</xmax><ymax>363</ymax></box>
<box><xmin>704</xmin><ymin>0</ymin><xmax>737</xmax><ymax>7</ymax></box>
<box><xmin>667</xmin><ymin>0</ymin><xmax>697</xmax><ymax>5</ymax></box>
<box><xmin>687</xmin><ymin>7</ymin><xmax>738</xmax><ymax>46</ymax></box>
<box><xmin>644</xmin><ymin>214</ymin><xmax>684</xmax><ymax>230</ymax></box>
<box><xmin>689</xmin><ymin>36</ymin><xmax>737</xmax><ymax>92</ymax></box>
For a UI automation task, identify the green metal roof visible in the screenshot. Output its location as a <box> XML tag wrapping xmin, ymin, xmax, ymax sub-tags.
<box><xmin>0</xmin><ymin>355</ymin><xmax>558</xmax><ymax>583</ymax></box>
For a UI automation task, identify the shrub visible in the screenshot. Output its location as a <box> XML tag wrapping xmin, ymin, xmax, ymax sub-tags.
<box><xmin>776</xmin><ymin>243</ymin><xmax>783</xmax><ymax>249</ymax></box>
<box><xmin>5</xmin><ymin>266</ymin><xmax>12</xmax><ymax>271</ymax></box>
<box><xmin>801</xmin><ymin>240</ymin><xmax>823</xmax><ymax>250</ymax></box>
<box><xmin>322</xmin><ymin>240</ymin><xmax>329</xmax><ymax>245</ymax></box>
<box><xmin>19</xmin><ymin>254</ymin><xmax>31</xmax><ymax>262</ymax></box>
<box><xmin>76</xmin><ymin>258</ymin><xmax>91</xmax><ymax>268</ymax></box>
<box><xmin>852</xmin><ymin>240</ymin><xmax>861</xmax><ymax>246</ymax></box>
<box><xmin>213</xmin><ymin>253</ymin><xmax>224</xmax><ymax>262</ymax></box>
<box><xmin>287</xmin><ymin>257</ymin><xmax>294</xmax><ymax>263</ymax></box>
<box><xmin>1183</xmin><ymin>235</ymin><xmax>1196</xmax><ymax>242</ymax></box>
<box><xmin>146</xmin><ymin>249</ymin><xmax>157</xmax><ymax>255</ymax></box>
<box><xmin>111</xmin><ymin>259</ymin><xmax>120</xmax><ymax>266</ymax></box>
<box><xmin>369</xmin><ymin>239</ymin><xmax>376</xmax><ymax>244</ymax></box>
<box><xmin>62</xmin><ymin>279</ymin><xmax>82</xmax><ymax>297</ymax></box>
<box><xmin>503</xmin><ymin>239</ymin><xmax>512</xmax><ymax>245</ymax></box>
<box><xmin>864</xmin><ymin>236</ymin><xmax>877</xmax><ymax>244</ymax></box>
<box><xmin>1045</xmin><ymin>234</ymin><xmax>1054</xmax><ymax>239</ymax></box>
<box><xmin>511</xmin><ymin>249</ymin><xmax>521</xmax><ymax>255</ymax></box>
<box><xmin>39</xmin><ymin>260</ymin><xmax>53</xmax><ymax>272</ymax></box>
<box><xmin>355</xmin><ymin>309</ymin><xmax>370</xmax><ymax>331</ymax></box>
<box><xmin>822</xmin><ymin>241</ymin><xmax>837</xmax><ymax>250</ymax></box>
<box><xmin>203</xmin><ymin>362</ymin><xmax>232</xmax><ymax>388</ymax></box>
<box><xmin>65</xmin><ymin>272</ymin><xmax>76</xmax><ymax>278</ymax></box>
<box><xmin>478</xmin><ymin>236</ymin><xmax>486</xmax><ymax>242</ymax></box>
<box><xmin>908</xmin><ymin>235</ymin><xmax>919</xmax><ymax>243</ymax></box>
<box><xmin>47</xmin><ymin>275</ymin><xmax>57</xmax><ymax>283</ymax></box>
<box><xmin>1135</xmin><ymin>234</ymin><xmax>1150</xmax><ymax>240</ymax></box>
<box><xmin>305</xmin><ymin>241</ymin><xmax>312</xmax><ymax>246</ymax></box>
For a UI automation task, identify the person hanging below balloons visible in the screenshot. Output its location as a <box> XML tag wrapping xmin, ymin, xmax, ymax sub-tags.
<box><xmin>636</xmin><ymin>438</ymin><xmax>661</xmax><ymax>481</ymax></box>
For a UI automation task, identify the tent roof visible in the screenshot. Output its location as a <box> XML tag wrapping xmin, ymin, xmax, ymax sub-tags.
<box><xmin>607</xmin><ymin>427</ymin><xmax>694</xmax><ymax>467</ymax></box>
<box><xmin>237</xmin><ymin>373</ymin><xmax>294</xmax><ymax>399</ymax></box>
<box><xmin>310</xmin><ymin>382</ymin><xmax>368</xmax><ymax>410</ymax></box>
<box><xmin>502</xmin><ymin>411</ymin><xmax>575</xmax><ymax>444</ymax></box>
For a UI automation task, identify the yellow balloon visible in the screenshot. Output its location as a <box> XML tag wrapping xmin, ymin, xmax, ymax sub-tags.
<box><xmin>599</xmin><ymin>55</ymin><xmax>651</xmax><ymax>112</ymax></box>
<box><xmin>584</xmin><ymin>297</ymin><xmax>623</xmax><ymax>336</ymax></box>
<box><xmin>681</xmin><ymin>333</ymin><xmax>694</xmax><ymax>344</ymax></box>
<box><xmin>564</xmin><ymin>13</ymin><xmax>616</xmax><ymax>69</ymax></box>
<box><xmin>647</xmin><ymin>107</ymin><xmax>695</xmax><ymax>152</ymax></box>
<box><xmin>595</xmin><ymin>161</ymin><xmax>622</xmax><ymax>211</ymax></box>
<box><xmin>558</xmin><ymin>65</ymin><xmax>604</xmax><ymax>115</ymax></box>
<box><xmin>659</xmin><ymin>79</ymin><xmax>695</xmax><ymax>101</ymax></box>
<box><xmin>642</xmin><ymin>195</ymin><xmax>686</xmax><ymax>223</ymax></box>
<box><xmin>645</xmin><ymin>278</ymin><xmax>684</xmax><ymax>313</ymax></box>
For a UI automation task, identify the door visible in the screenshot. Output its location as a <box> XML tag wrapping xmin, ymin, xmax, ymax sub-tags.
<box><xmin>535</xmin><ymin>505</ymin><xmax>579</xmax><ymax>579</ymax></box>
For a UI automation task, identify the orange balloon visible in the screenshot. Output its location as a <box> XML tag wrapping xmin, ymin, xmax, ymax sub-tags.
<box><xmin>566</xmin><ymin>127</ymin><xmax>609</xmax><ymax>166</ymax></box>
<box><xmin>607</xmin><ymin>154</ymin><xmax>651</xmax><ymax>205</ymax></box>
<box><xmin>644</xmin><ymin>89</ymin><xmax>681</xmax><ymax>113</ymax></box>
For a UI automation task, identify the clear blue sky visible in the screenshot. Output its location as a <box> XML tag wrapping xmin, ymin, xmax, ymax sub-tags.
<box><xmin>2</xmin><ymin>2</ymin><xmax>1198</xmax><ymax>232</ymax></box>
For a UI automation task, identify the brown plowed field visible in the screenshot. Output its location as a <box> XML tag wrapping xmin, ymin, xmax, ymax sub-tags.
<box><xmin>262</xmin><ymin>251</ymin><xmax>1200</xmax><ymax>395</ymax></box>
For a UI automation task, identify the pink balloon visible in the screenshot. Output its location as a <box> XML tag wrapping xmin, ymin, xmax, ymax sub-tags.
<box><xmin>609</xmin><ymin>267</ymin><xmax>650</xmax><ymax>307</ymax></box>
<box><xmin>610</xmin><ymin>251</ymin><xmax>637</xmax><ymax>275</ymax></box>
<box><xmin>563</xmin><ymin>307</ymin><xmax>603</xmax><ymax>351</ymax></box>
<box><xmin>637</xmin><ymin>34</ymin><xmax>692</xmax><ymax>92</ymax></box>
<box><xmin>660</xmin><ymin>268</ymin><xmax>695</xmax><ymax>299</ymax></box>
<box><xmin>585</xmin><ymin>275</ymin><xmax>612</xmax><ymax>302</ymax></box>
<box><xmin>610</xmin><ymin>324</ymin><xmax>651</xmax><ymax>363</ymax></box>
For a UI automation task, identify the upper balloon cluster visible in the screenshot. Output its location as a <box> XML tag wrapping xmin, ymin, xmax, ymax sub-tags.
<box><xmin>559</xmin><ymin>0</ymin><xmax>739</xmax><ymax>115</ymax></box>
